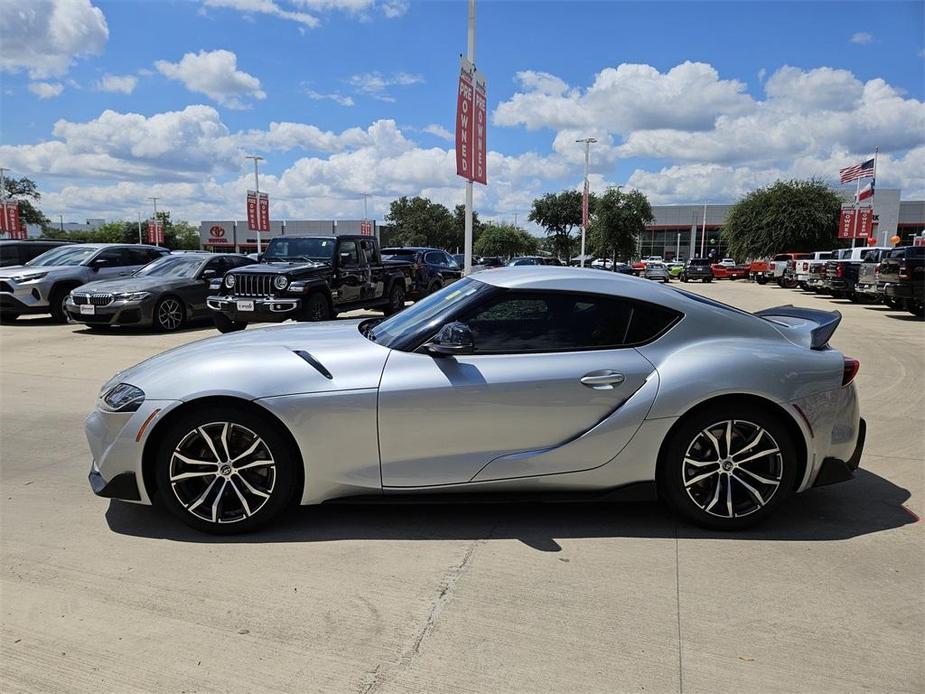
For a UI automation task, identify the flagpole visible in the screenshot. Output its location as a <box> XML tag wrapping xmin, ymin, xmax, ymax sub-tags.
<box><xmin>853</xmin><ymin>174</ymin><xmax>861</xmax><ymax>248</ymax></box>
<box><xmin>872</xmin><ymin>146</ymin><xmax>879</xmax><ymax>245</ymax></box>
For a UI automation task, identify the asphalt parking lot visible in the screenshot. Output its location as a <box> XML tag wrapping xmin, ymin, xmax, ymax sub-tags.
<box><xmin>1</xmin><ymin>279</ymin><xmax>922</xmax><ymax>693</ymax></box>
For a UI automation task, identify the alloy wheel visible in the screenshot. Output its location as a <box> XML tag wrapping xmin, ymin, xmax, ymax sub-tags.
<box><xmin>681</xmin><ymin>419</ymin><xmax>783</xmax><ymax>519</ymax></box>
<box><xmin>157</xmin><ymin>299</ymin><xmax>183</xmax><ymax>330</ymax></box>
<box><xmin>169</xmin><ymin>422</ymin><xmax>276</xmax><ymax>524</ymax></box>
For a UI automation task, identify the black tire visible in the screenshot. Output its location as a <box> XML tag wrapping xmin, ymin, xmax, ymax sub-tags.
<box><xmin>427</xmin><ymin>280</ymin><xmax>444</xmax><ymax>296</ymax></box>
<box><xmin>213</xmin><ymin>311</ymin><xmax>246</xmax><ymax>333</ymax></box>
<box><xmin>704</xmin><ymin>277</ymin><xmax>713</xmax><ymax>283</ymax></box>
<box><xmin>49</xmin><ymin>287</ymin><xmax>72</xmax><ymax>323</ymax></box>
<box><xmin>884</xmin><ymin>296</ymin><xmax>901</xmax><ymax>310</ymax></box>
<box><xmin>657</xmin><ymin>404</ymin><xmax>798</xmax><ymax>530</ymax></box>
<box><xmin>154</xmin><ymin>405</ymin><xmax>298</xmax><ymax>534</ymax></box>
<box><xmin>381</xmin><ymin>283</ymin><xmax>406</xmax><ymax>316</ymax></box>
<box><xmin>849</xmin><ymin>292</ymin><xmax>863</xmax><ymax>304</ymax></box>
<box><xmin>0</xmin><ymin>312</ymin><xmax>19</xmax><ymax>323</ymax></box>
<box><xmin>908</xmin><ymin>300</ymin><xmax>924</xmax><ymax>318</ymax></box>
<box><xmin>755</xmin><ymin>276</ymin><xmax>768</xmax><ymax>285</ymax></box>
<box><xmin>301</xmin><ymin>292</ymin><xmax>331</xmax><ymax>321</ymax></box>
<box><xmin>154</xmin><ymin>296</ymin><xmax>185</xmax><ymax>332</ymax></box>
<box><xmin>681</xmin><ymin>275</ymin><xmax>688</xmax><ymax>283</ymax></box>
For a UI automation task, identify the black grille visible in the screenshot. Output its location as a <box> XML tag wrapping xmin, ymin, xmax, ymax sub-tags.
<box><xmin>73</xmin><ymin>293</ymin><xmax>114</xmax><ymax>306</ymax></box>
<box><xmin>233</xmin><ymin>274</ymin><xmax>276</xmax><ymax>297</ymax></box>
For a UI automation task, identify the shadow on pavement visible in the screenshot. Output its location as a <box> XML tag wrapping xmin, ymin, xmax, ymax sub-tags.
<box><xmin>106</xmin><ymin>469</ymin><xmax>917</xmax><ymax>551</ymax></box>
<box><xmin>70</xmin><ymin>322</ymin><xmax>217</xmax><ymax>337</ymax></box>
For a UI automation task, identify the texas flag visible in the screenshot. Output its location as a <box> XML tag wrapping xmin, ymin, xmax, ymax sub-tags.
<box><xmin>857</xmin><ymin>178</ymin><xmax>875</xmax><ymax>202</ymax></box>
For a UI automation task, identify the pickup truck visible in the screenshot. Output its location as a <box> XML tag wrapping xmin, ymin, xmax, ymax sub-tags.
<box><xmin>822</xmin><ymin>246</ymin><xmax>892</xmax><ymax>299</ymax></box>
<box><xmin>748</xmin><ymin>258</ymin><xmax>771</xmax><ymax>284</ymax></box>
<box><xmin>207</xmin><ymin>235</ymin><xmax>412</xmax><ymax>333</ymax></box>
<box><xmin>769</xmin><ymin>252</ymin><xmax>812</xmax><ymax>288</ymax></box>
<box><xmin>788</xmin><ymin>251</ymin><xmax>834</xmax><ymax>290</ymax></box>
<box><xmin>878</xmin><ymin>246</ymin><xmax>924</xmax><ymax>316</ymax></box>
<box><xmin>711</xmin><ymin>262</ymin><xmax>748</xmax><ymax>280</ymax></box>
<box><xmin>853</xmin><ymin>252</ymin><xmax>889</xmax><ymax>303</ymax></box>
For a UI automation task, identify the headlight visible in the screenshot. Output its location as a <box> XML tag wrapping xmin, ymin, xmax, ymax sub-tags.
<box><xmin>10</xmin><ymin>272</ymin><xmax>48</xmax><ymax>283</ymax></box>
<box><xmin>100</xmin><ymin>383</ymin><xmax>145</xmax><ymax>413</ymax></box>
<box><xmin>224</xmin><ymin>274</ymin><xmax>236</xmax><ymax>289</ymax></box>
<box><xmin>273</xmin><ymin>275</ymin><xmax>289</xmax><ymax>290</ymax></box>
<box><xmin>114</xmin><ymin>292</ymin><xmax>150</xmax><ymax>302</ymax></box>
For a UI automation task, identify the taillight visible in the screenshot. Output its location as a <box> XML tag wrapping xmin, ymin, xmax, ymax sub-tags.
<box><xmin>836</xmin><ymin>264</ymin><xmax>844</xmax><ymax>277</ymax></box>
<box><xmin>843</xmin><ymin>357</ymin><xmax>860</xmax><ymax>386</ymax></box>
<box><xmin>802</xmin><ymin>262</ymin><xmax>808</xmax><ymax>271</ymax></box>
<box><xmin>899</xmin><ymin>261</ymin><xmax>909</xmax><ymax>280</ymax></box>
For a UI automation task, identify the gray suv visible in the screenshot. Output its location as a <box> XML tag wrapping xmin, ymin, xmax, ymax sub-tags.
<box><xmin>0</xmin><ymin>244</ymin><xmax>168</xmax><ymax>322</ymax></box>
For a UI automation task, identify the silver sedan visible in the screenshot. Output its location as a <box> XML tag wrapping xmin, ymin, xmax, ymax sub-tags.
<box><xmin>86</xmin><ymin>267</ymin><xmax>865</xmax><ymax>534</ymax></box>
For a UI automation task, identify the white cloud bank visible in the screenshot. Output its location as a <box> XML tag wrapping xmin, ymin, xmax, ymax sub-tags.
<box><xmin>0</xmin><ymin>0</ymin><xmax>108</xmax><ymax>78</ymax></box>
<box><xmin>96</xmin><ymin>73</ymin><xmax>138</xmax><ymax>94</ymax></box>
<box><xmin>27</xmin><ymin>81</ymin><xmax>64</xmax><ymax>99</ymax></box>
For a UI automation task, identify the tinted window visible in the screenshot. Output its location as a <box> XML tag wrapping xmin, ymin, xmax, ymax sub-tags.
<box><xmin>338</xmin><ymin>240</ymin><xmax>359</xmax><ymax>266</ymax></box>
<box><xmin>424</xmin><ymin>251</ymin><xmax>444</xmax><ymax>265</ymax></box>
<box><xmin>135</xmin><ymin>255</ymin><xmax>202</xmax><ymax>278</ymax></box>
<box><xmin>95</xmin><ymin>248</ymin><xmax>131</xmax><ymax>266</ymax></box>
<box><xmin>460</xmin><ymin>291</ymin><xmax>680</xmax><ymax>353</ymax></box>
<box><xmin>25</xmin><ymin>245</ymin><xmax>95</xmax><ymax>267</ymax></box>
<box><xmin>359</xmin><ymin>239</ymin><xmax>379</xmax><ymax>263</ymax></box>
<box><xmin>382</xmin><ymin>248</ymin><xmax>417</xmax><ymax>259</ymax></box>
<box><xmin>264</xmin><ymin>237</ymin><xmax>335</xmax><ymax>261</ymax></box>
<box><xmin>125</xmin><ymin>247</ymin><xmax>158</xmax><ymax>265</ymax></box>
<box><xmin>227</xmin><ymin>255</ymin><xmax>255</xmax><ymax>268</ymax></box>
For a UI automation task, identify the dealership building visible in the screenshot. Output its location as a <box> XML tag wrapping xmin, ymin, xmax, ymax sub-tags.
<box><xmin>642</xmin><ymin>189</ymin><xmax>925</xmax><ymax>261</ymax></box>
<box><xmin>198</xmin><ymin>219</ymin><xmax>377</xmax><ymax>252</ymax></box>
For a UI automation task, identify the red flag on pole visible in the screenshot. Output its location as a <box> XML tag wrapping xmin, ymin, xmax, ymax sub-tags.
<box><xmin>455</xmin><ymin>64</ymin><xmax>474</xmax><ymax>180</ymax></box>
<box><xmin>581</xmin><ymin>182</ymin><xmax>590</xmax><ymax>229</ymax></box>
<box><xmin>257</xmin><ymin>193</ymin><xmax>270</xmax><ymax>232</ymax></box>
<box><xmin>246</xmin><ymin>191</ymin><xmax>258</xmax><ymax>230</ymax></box>
<box><xmin>455</xmin><ymin>58</ymin><xmax>488</xmax><ymax>185</ymax></box>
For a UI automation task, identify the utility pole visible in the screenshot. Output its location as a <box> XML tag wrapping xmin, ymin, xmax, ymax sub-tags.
<box><xmin>463</xmin><ymin>0</ymin><xmax>476</xmax><ymax>276</ymax></box>
<box><xmin>137</xmin><ymin>211</ymin><xmax>142</xmax><ymax>244</ymax></box>
<box><xmin>576</xmin><ymin>137</ymin><xmax>597</xmax><ymax>267</ymax></box>
<box><xmin>245</xmin><ymin>155</ymin><xmax>264</xmax><ymax>253</ymax></box>
<box><xmin>363</xmin><ymin>192</ymin><xmax>369</xmax><ymax>221</ymax></box>
<box><xmin>59</xmin><ymin>215</ymin><xmax>64</xmax><ymax>234</ymax></box>
<box><xmin>149</xmin><ymin>197</ymin><xmax>159</xmax><ymax>246</ymax></box>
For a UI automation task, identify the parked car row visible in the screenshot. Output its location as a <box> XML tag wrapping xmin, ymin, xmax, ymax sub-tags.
<box><xmin>761</xmin><ymin>245</ymin><xmax>923</xmax><ymax>317</ymax></box>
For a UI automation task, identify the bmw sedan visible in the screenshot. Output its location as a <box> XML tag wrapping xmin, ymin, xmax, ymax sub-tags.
<box><xmin>86</xmin><ymin>267</ymin><xmax>865</xmax><ymax>534</ymax></box>
<box><xmin>67</xmin><ymin>252</ymin><xmax>255</xmax><ymax>331</ymax></box>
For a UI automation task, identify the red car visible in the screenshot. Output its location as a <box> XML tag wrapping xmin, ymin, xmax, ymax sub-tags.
<box><xmin>712</xmin><ymin>263</ymin><xmax>749</xmax><ymax>280</ymax></box>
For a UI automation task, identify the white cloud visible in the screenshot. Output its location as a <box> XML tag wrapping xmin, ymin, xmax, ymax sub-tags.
<box><xmin>155</xmin><ymin>49</ymin><xmax>266</xmax><ymax>109</ymax></box>
<box><xmin>380</xmin><ymin>0</ymin><xmax>408</xmax><ymax>18</ymax></box>
<box><xmin>305</xmin><ymin>89</ymin><xmax>354</xmax><ymax>106</ymax></box>
<box><xmin>27</xmin><ymin>81</ymin><xmax>64</xmax><ymax>99</ymax></box>
<box><xmin>348</xmin><ymin>71</ymin><xmax>424</xmax><ymax>101</ymax></box>
<box><xmin>201</xmin><ymin>0</ymin><xmax>319</xmax><ymax>28</ymax></box>
<box><xmin>422</xmin><ymin>124</ymin><xmax>454</xmax><ymax>141</ymax></box>
<box><xmin>96</xmin><ymin>73</ymin><xmax>138</xmax><ymax>94</ymax></box>
<box><xmin>0</xmin><ymin>0</ymin><xmax>108</xmax><ymax>78</ymax></box>
<box><xmin>850</xmin><ymin>32</ymin><xmax>874</xmax><ymax>45</ymax></box>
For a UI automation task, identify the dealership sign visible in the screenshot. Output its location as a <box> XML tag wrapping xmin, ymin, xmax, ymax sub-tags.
<box><xmin>146</xmin><ymin>220</ymin><xmax>164</xmax><ymax>245</ymax></box>
<box><xmin>455</xmin><ymin>58</ymin><xmax>487</xmax><ymax>185</ymax></box>
<box><xmin>0</xmin><ymin>201</ymin><xmax>25</xmax><ymax>239</ymax></box>
<box><xmin>359</xmin><ymin>220</ymin><xmax>373</xmax><ymax>236</ymax></box>
<box><xmin>838</xmin><ymin>207</ymin><xmax>874</xmax><ymax>239</ymax></box>
<box><xmin>247</xmin><ymin>191</ymin><xmax>270</xmax><ymax>232</ymax></box>
<box><xmin>208</xmin><ymin>224</ymin><xmax>231</xmax><ymax>245</ymax></box>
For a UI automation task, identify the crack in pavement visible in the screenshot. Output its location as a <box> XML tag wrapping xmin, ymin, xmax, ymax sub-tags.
<box><xmin>359</xmin><ymin>532</ymin><xmax>490</xmax><ymax>693</ymax></box>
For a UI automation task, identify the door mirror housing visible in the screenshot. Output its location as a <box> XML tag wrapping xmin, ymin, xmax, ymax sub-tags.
<box><xmin>339</xmin><ymin>251</ymin><xmax>356</xmax><ymax>267</ymax></box>
<box><xmin>201</xmin><ymin>269</ymin><xmax>217</xmax><ymax>280</ymax></box>
<box><xmin>90</xmin><ymin>257</ymin><xmax>110</xmax><ymax>271</ymax></box>
<box><xmin>425</xmin><ymin>321</ymin><xmax>474</xmax><ymax>357</ymax></box>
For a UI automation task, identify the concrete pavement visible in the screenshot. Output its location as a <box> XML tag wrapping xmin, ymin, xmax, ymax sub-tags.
<box><xmin>1</xmin><ymin>279</ymin><xmax>922</xmax><ymax>693</ymax></box>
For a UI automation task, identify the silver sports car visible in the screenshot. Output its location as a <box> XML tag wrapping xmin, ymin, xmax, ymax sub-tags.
<box><xmin>86</xmin><ymin>267</ymin><xmax>865</xmax><ymax>534</ymax></box>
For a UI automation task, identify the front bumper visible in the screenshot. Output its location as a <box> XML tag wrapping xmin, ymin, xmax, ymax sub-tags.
<box><xmin>0</xmin><ymin>281</ymin><xmax>52</xmax><ymax>313</ymax></box>
<box><xmin>65</xmin><ymin>297</ymin><xmax>153</xmax><ymax>326</ymax></box>
<box><xmin>207</xmin><ymin>295</ymin><xmax>301</xmax><ymax>323</ymax></box>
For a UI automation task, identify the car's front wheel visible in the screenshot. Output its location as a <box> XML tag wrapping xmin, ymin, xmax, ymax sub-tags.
<box><xmin>213</xmin><ymin>312</ymin><xmax>246</xmax><ymax>333</ymax></box>
<box><xmin>658</xmin><ymin>405</ymin><xmax>798</xmax><ymax>530</ymax></box>
<box><xmin>301</xmin><ymin>292</ymin><xmax>331</xmax><ymax>321</ymax></box>
<box><xmin>155</xmin><ymin>406</ymin><xmax>298</xmax><ymax>533</ymax></box>
<box><xmin>381</xmin><ymin>283</ymin><xmax>406</xmax><ymax>316</ymax></box>
<box><xmin>154</xmin><ymin>296</ymin><xmax>185</xmax><ymax>332</ymax></box>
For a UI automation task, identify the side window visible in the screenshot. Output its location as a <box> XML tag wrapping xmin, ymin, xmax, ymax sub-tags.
<box><xmin>459</xmin><ymin>291</ymin><xmax>680</xmax><ymax>353</ymax></box>
<box><xmin>338</xmin><ymin>240</ymin><xmax>359</xmax><ymax>267</ymax></box>
<box><xmin>359</xmin><ymin>239</ymin><xmax>379</xmax><ymax>264</ymax></box>
<box><xmin>424</xmin><ymin>251</ymin><xmax>444</xmax><ymax>265</ymax></box>
<box><xmin>125</xmin><ymin>248</ymin><xmax>157</xmax><ymax>266</ymax></box>
<box><xmin>444</xmin><ymin>252</ymin><xmax>459</xmax><ymax>268</ymax></box>
<box><xmin>95</xmin><ymin>248</ymin><xmax>130</xmax><ymax>266</ymax></box>
<box><xmin>204</xmin><ymin>257</ymin><xmax>227</xmax><ymax>274</ymax></box>
<box><xmin>228</xmin><ymin>256</ymin><xmax>254</xmax><ymax>268</ymax></box>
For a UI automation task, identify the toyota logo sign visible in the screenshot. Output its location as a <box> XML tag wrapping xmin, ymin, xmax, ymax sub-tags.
<box><xmin>209</xmin><ymin>225</ymin><xmax>226</xmax><ymax>238</ymax></box>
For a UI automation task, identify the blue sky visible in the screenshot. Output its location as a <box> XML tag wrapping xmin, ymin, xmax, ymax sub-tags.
<box><xmin>0</xmin><ymin>0</ymin><xmax>922</xmax><ymax>224</ymax></box>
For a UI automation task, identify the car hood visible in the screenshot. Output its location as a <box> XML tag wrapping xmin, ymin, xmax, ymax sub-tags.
<box><xmin>0</xmin><ymin>264</ymin><xmax>76</xmax><ymax>278</ymax></box>
<box><xmin>107</xmin><ymin>319</ymin><xmax>391</xmax><ymax>400</ymax></box>
<box><xmin>235</xmin><ymin>260</ymin><xmax>329</xmax><ymax>274</ymax></box>
<box><xmin>78</xmin><ymin>276</ymin><xmax>189</xmax><ymax>294</ymax></box>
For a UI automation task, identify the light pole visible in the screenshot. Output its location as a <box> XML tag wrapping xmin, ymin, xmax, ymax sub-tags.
<box><xmin>149</xmin><ymin>197</ymin><xmax>159</xmax><ymax>246</ymax></box>
<box><xmin>137</xmin><ymin>211</ymin><xmax>142</xmax><ymax>244</ymax></box>
<box><xmin>576</xmin><ymin>137</ymin><xmax>597</xmax><ymax>267</ymax></box>
<box><xmin>245</xmin><ymin>155</ymin><xmax>264</xmax><ymax>254</ymax></box>
<box><xmin>463</xmin><ymin>0</ymin><xmax>476</xmax><ymax>276</ymax></box>
<box><xmin>699</xmin><ymin>201</ymin><xmax>707</xmax><ymax>258</ymax></box>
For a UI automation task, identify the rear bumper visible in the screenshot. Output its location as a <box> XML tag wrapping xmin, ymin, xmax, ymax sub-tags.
<box><xmin>855</xmin><ymin>282</ymin><xmax>878</xmax><ymax>295</ymax></box>
<box><xmin>884</xmin><ymin>283</ymin><xmax>916</xmax><ymax>300</ymax></box>
<box><xmin>813</xmin><ymin>418</ymin><xmax>866</xmax><ymax>487</ymax></box>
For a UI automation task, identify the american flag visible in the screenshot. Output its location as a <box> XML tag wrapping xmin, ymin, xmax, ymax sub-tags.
<box><xmin>839</xmin><ymin>158</ymin><xmax>875</xmax><ymax>183</ymax></box>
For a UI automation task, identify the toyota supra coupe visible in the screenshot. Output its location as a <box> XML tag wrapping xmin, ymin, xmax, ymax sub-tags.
<box><xmin>86</xmin><ymin>267</ymin><xmax>865</xmax><ymax>534</ymax></box>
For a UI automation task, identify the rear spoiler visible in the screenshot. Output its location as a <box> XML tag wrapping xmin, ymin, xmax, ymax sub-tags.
<box><xmin>754</xmin><ymin>305</ymin><xmax>842</xmax><ymax>350</ymax></box>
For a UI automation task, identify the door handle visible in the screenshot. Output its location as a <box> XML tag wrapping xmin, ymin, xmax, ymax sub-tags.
<box><xmin>580</xmin><ymin>370</ymin><xmax>625</xmax><ymax>389</ymax></box>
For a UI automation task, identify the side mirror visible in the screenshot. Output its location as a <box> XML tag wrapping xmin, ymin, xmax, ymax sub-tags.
<box><xmin>424</xmin><ymin>321</ymin><xmax>474</xmax><ymax>357</ymax></box>
<box><xmin>201</xmin><ymin>269</ymin><xmax>217</xmax><ymax>280</ymax></box>
<box><xmin>91</xmin><ymin>257</ymin><xmax>110</xmax><ymax>271</ymax></box>
<box><xmin>339</xmin><ymin>251</ymin><xmax>355</xmax><ymax>266</ymax></box>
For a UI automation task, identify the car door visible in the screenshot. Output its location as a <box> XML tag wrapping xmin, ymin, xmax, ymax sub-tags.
<box><xmin>442</xmin><ymin>251</ymin><xmax>462</xmax><ymax>282</ymax></box>
<box><xmin>377</xmin><ymin>290</ymin><xmax>675</xmax><ymax>487</ymax></box>
<box><xmin>89</xmin><ymin>248</ymin><xmax>134</xmax><ymax>280</ymax></box>
<box><xmin>334</xmin><ymin>239</ymin><xmax>363</xmax><ymax>305</ymax></box>
<box><xmin>359</xmin><ymin>239</ymin><xmax>382</xmax><ymax>300</ymax></box>
<box><xmin>188</xmin><ymin>256</ymin><xmax>228</xmax><ymax>316</ymax></box>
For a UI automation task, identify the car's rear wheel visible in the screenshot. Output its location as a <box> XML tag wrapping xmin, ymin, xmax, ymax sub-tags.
<box><xmin>154</xmin><ymin>296</ymin><xmax>185</xmax><ymax>332</ymax></box>
<box><xmin>658</xmin><ymin>405</ymin><xmax>798</xmax><ymax>530</ymax></box>
<box><xmin>755</xmin><ymin>276</ymin><xmax>768</xmax><ymax>285</ymax></box>
<box><xmin>155</xmin><ymin>406</ymin><xmax>298</xmax><ymax>534</ymax></box>
<box><xmin>213</xmin><ymin>312</ymin><xmax>246</xmax><ymax>333</ymax></box>
<box><xmin>381</xmin><ymin>283</ymin><xmax>406</xmax><ymax>316</ymax></box>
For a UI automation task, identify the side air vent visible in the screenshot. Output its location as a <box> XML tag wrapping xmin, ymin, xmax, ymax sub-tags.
<box><xmin>293</xmin><ymin>350</ymin><xmax>333</xmax><ymax>379</ymax></box>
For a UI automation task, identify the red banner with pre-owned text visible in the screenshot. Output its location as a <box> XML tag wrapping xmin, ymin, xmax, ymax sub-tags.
<box><xmin>246</xmin><ymin>191</ymin><xmax>258</xmax><ymax>230</ymax></box>
<box><xmin>247</xmin><ymin>191</ymin><xmax>269</xmax><ymax>231</ymax></box>
<box><xmin>146</xmin><ymin>220</ymin><xmax>163</xmax><ymax>245</ymax></box>
<box><xmin>472</xmin><ymin>69</ymin><xmax>487</xmax><ymax>185</ymax></box>
<box><xmin>455</xmin><ymin>67</ymin><xmax>474</xmax><ymax>180</ymax></box>
<box><xmin>0</xmin><ymin>201</ymin><xmax>25</xmax><ymax>239</ymax></box>
<box><xmin>838</xmin><ymin>208</ymin><xmax>874</xmax><ymax>239</ymax></box>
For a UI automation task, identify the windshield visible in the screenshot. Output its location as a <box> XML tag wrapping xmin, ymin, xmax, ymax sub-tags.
<box><xmin>134</xmin><ymin>255</ymin><xmax>203</xmax><ymax>278</ymax></box>
<box><xmin>263</xmin><ymin>237</ymin><xmax>335</xmax><ymax>262</ymax></box>
<box><xmin>366</xmin><ymin>277</ymin><xmax>493</xmax><ymax>349</ymax></box>
<box><xmin>25</xmin><ymin>246</ymin><xmax>96</xmax><ymax>267</ymax></box>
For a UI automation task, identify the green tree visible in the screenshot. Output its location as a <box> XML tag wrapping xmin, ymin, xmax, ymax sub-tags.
<box><xmin>722</xmin><ymin>179</ymin><xmax>843</xmax><ymax>259</ymax></box>
<box><xmin>474</xmin><ymin>223</ymin><xmax>539</xmax><ymax>258</ymax></box>
<box><xmin>169</xmin><ymin>221</ymin><xmax>201</xmax><ymax>250</ymax></box>
<box><xmin>3</xmin><ymin>176</ymin><xmax>50</xmax><ymax>228</ymax></box>
<box><xmin>451</xmin><ymin>204</ymin><xmax>484</xmax><ymax>252</ymax></box>
<box><xmin>385</xmin><ymin>196</ymin><xmax>455</xmax><ymax>248</ymax></box>
<box><xmin>528</xmin><ymin>190</ymin><xmax>593</xmax><ymax>261</ymax></box>
<box><xmin>588</xmin><ymin>188</ymin><xmax>653</xmax><ymax>265</ymax></box>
